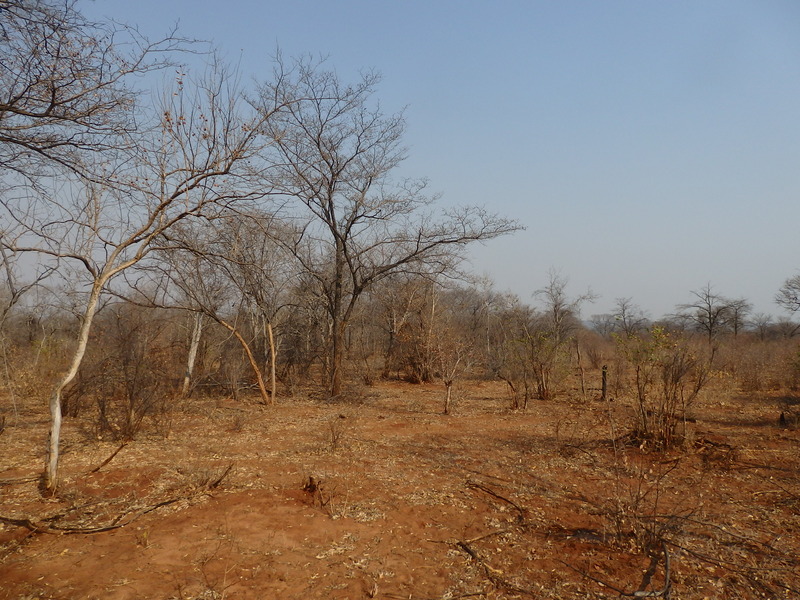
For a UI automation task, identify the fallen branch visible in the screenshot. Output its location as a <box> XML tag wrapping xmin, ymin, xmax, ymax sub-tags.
<box><xmin>0</xmin><ymin>476</ymin><xmax>39</xmax><ymax>486</ymax></box>
<box><xmin>464</xmin><ymin>528</ymin><xmax>513</xmax><ymax>544</ymax></box>
<box><xmin>456</xmin><ymin>540</ymin><xmax>536</xmax><ymax>597</ymax></box>
<box><xmin>561</xmin><ymin>443</ymin><xmax>598</xmax><ymax>465</ymax></box>
<box><xmin>667</xmin><ymin>539</ymin><xmax>800</xmax><ymax>596</ymax></box>
<box><xmin>466</xmin><ymin>480</ymin><xmax>526</xmax><ymax>522</ymax></box>
<box><xmin>383</xmin><ymin>594</ymin><xmax>483</xmax><ymax>600</ymax></box>
<box><xmin>208</xmin><ymin>462</ymin><xmax>233</xmax><ymax>489</ymax></box>
<box><xmin>559</xmin><ymin>541</ymin><xmax>672</xmax><ymax>598</ymax></box>
<box><xmin>634</xmin><ymin>542</ymin><xmax>671</xmax><ymax>598</ymax></box>
<box><xmin>732</xmin><ymin>460</ymin><xmax>795</xmax><ymax>473</ymax></box>
<box><xmin>0</xmin><ymin>495</ymin><xmax>185</xmax><ymax>535</ymax></box>
<box><xmin>558</xmin><ymin>558</ymin><xmax>627</xmax><ymax>595</ymax></box>
<box><xmin>89</xmin><ymin>441</ymin><xmax>128</xmax><ymax>474</ymax></box>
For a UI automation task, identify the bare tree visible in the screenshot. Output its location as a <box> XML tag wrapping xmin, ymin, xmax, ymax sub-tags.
<box><xmin>146</xmin><ymin>212</ymin><xmax>294</xmax><ymax>404</ymax></box>
<box><xmin>0</xmin><ymin>0</ymin><xmax>188</xmax><ymax>402</ymax></box>
<box><xmin>535</xmin><ymin>271</ymin><xmax>595</xmax><ymax>347</ymax></box>
<box><xmin>0</xmin><ymin>0</ymin><xmax>184</xmax><ymax>491</ymax></box>
<box><xmin>0</xmin><ymin>0</ymin><xmax>183</xmax><ymax>181</ymax></box>
<box><xmin>589</xmin><ymin>298</ymin><xmax>649</xmax><ymax>342</ymax></box>
<box><xmin>490</xmin><ymin>294</ymin><xmax>537</xmax><ymax>409</ymax></box>
<box><xmin>256</xmin><ymin>58</ymin><xmax>521</xmax><ymax>398</ymax></box>
<box><xmin>613</xmin><ymin>297</ymin><xmax>650</xmax><ymax>338</ymax></box>
<box><xmin>433</xmin><ymin>312</ymin><xmax>472</xmax><ymax>416</ymax></box>
<box><xmin>0</xmin><ymin>239</ymin><xmax>55</xmax><ymax>328</ymax></box>
<box><xmin>749</xmin><ymin>312</ymin><xmax>774</xmax><ymax>341</ymax></box>
<box><xmin>727</xmin><ymin>298</ymin><xmax>752</xmax><ymax>337</ymax></box>
<box><xmin>374</xmin><ymin>275</ymin><xmax>428</xmax><ymax>379</ymax></box>
<box><xmin>774</xmin><ymin>317</ymin><xmax>800</xmax><ymax>338</ymax></box>
<box><xmin>676</xmin><ymin>283</ymin><xmax>733</xmax><ymax>343</ymax></box>
<box><xmin>588</xmin><ymin>313</ymin><xmax>616</xmax><ymax>338</ymax></box>
<box><xmin>379</xmin><ymin>277</ymin><xmax>441</xmax><ymax>385</ymax></box>
<box><xmin>2</xmin><ymin>58</ymin><xmax>278</xmax><ymax>492</ymax></box>
<box><xmin>218</xmin><ymin>214</ymin><xmax>295</xmax><ymax>403</ymax></box>
<box><xmin>777</xmin><ymin>275</ymin><xmax>800</xmax><ymax>314</ymax></box>
<box><xmin>526</xmin><ymin>271</ymin><xmax>595</xmax><ymax>401</ymax></box>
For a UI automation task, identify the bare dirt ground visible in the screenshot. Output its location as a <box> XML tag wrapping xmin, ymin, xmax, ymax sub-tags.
<box><xmin>1</xmin><ymin>379</ymin><xmax>799</xmax><ymax>599</ymax></box>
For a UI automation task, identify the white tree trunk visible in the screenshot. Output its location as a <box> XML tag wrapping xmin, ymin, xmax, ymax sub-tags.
<box><xmin>44</xmin><ymin>280</ymin><xmax>104</xmax><ymax>493</ymax></box>
<box><xmin>181</xmin><ymin>311</ymin><xmax>204</xmax><ymax>397</ymax></box>
<box><xmin>444</xmin><ymin>382</ymin><xmax>453</xmax><ymax>415</ymax></box>
<box><xmin>266</xmin><ymin>320</ymin><xmax>277</xmax><ymax>403</ymax></box>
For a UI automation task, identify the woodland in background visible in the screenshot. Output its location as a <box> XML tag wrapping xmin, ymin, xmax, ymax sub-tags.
<box><xmin>3</xmin><ymin>271</ymin><xmax>800</xmax><ymax>443</ymax></box>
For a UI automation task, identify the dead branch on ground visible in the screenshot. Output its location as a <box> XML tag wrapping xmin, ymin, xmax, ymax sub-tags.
<box><xmin>88</xmin><ymin>441</ymin><xmax>128</xmax><ymax>473</ymax></box>
<box><xmin>0</xmin><ymin>463</ymin><xmax>234</xmax><ymax>536</ymax></box>
<box><xmin>456</xmin><ymin>540</ymin><xmax>537</xmax><ymax>597</ymax></box>
<box><xmin>466</xmin><ymin>479</ymin><xmax>526</xmax><ymax>522</ymax></box>
<box><xmin>559</xmin><ymin>541</ymin><xmax>672</xmax><ymax>598</ymax></box>
<box><xmin>0</xmin><ymin>496</ymin><xmax>184</xmax><ymax>535</ymax></box>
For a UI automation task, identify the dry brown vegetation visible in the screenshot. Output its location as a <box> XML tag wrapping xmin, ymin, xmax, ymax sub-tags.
<box><xmin>1</xmin><ymin>373</ymin><xmax>798</xmax><ymax>600</ymax></box>
<box><xmin>2</xmin><ymin>4</ymin><xmax>800</xmax><ymax>599</ymax></box>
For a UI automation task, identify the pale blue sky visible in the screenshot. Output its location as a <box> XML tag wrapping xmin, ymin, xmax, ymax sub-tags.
<box><xmin>85</xmin><ymin>1</ymin><xmax>800</xmax><ymax>319</ymax></box>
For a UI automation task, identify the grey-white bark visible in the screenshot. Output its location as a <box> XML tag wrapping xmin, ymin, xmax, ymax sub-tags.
<box><xmin>181</xmin><ymin>311</ymin><xmax>204</xmax><ymax>397</ymax></box>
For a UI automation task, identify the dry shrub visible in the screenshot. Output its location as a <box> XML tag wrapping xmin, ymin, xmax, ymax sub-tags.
<box><xmin>599</xmin><ymin>458</ymin><xmax>692</xmax><ymax>553</ymax></box>
<box><xmin>730</xmin><ymin>338</ymin><xmax>799</xmax><ymax>392</ymax></box>
<box><xmin>323</xmin><ymin>414</ymin><xmax>352</xmax><ymax>453</ymax></box>
<box><xmin>0</xmin><ymin>313</ymin><xmax>74</xmax><ymax>413</ymax></box>
<box><xmin>616</xmin><ymin>327</ymin><xmax>714</xmax><ymax>450</ymax></box>
<box><xmin>70</xmin><ymin>303</ymin><xmax>183</xmax><ymax>440</ymax></box>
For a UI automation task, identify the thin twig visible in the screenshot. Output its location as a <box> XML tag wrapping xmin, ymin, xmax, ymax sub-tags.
<box><xmin>208</xmin><ymin>462</ymin><xmax>233</xmax><ymax>489</ymax></box>
<box><xmin>465</xmin><ymin>528</ymin><xmax>514</xmax><ymax>544</ymax></box>
<box><xmin>559</xmin><ymin>542</ymin><xmax>671</xmax><ymax>598</ymax></box>
<box><xmin>456</xmin><ymin>540</ymin><xmax>537</xmax><ymax>597</ymax></box>
<box><xmin>466</xmin><ymin>479</ymin><xmax>526</xmax><ymax>522</ymax></box>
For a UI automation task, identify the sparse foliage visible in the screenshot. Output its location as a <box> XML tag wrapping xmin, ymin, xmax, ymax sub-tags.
<box><xmin>616</xmin><ymin>325</ymin><xmax>714</xmax><ymax>449</ymax></box>
<box><xmin>256</xmin><ymin>58</ymin><xmax>520</xmax><ymax>398</ymax></box>
<box><xmin>676</xmin><ymin>283</ymin><xmax>737</xmax><ymax>343</ymax></box>
<box><xmin>777</xmin><ymin>274</ymin><xmax>800</xmax><ymax>314</ymax></box>
<box><xmin>526</xmin><ymin>272</ymin><xmax>595</xmax><ymax>401</ymax></box>
<box><xmin>613</xmin><ymin>297</ymin><xmax>650</xmax><ymax>338</ymax></box>
<box><xmin>0</xmin><ymin>0</ymin><xmax>183</xmax><ymax>180</ymax></box>
<box><xmin>2</xmin><ymin>37</ymin><xmax>277</xmax><ymax>490</ymax></box>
